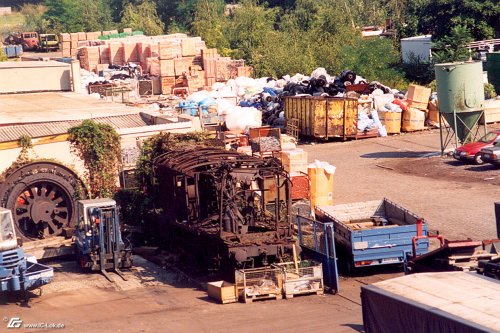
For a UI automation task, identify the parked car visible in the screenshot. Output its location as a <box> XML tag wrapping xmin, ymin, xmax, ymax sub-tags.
<box><xmin>478</xmin><ymin>139</ymin><xmax>500</xmax><ymax>166</ymax></box>
<box><xmin>453</xmin><ymin>130</ymin><xmax>500</xmax><ymax>164</ymax></box>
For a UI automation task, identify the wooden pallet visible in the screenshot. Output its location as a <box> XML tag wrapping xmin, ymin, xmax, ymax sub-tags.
<box><xmin>244</xmin><ymin>292</ymin><xmax>282</xmax><ymax>303</ymax></box>
<box><xmin>285</xmin><ymin>289</ymin><xmax>324</xmax><ymax>299</ymax></box>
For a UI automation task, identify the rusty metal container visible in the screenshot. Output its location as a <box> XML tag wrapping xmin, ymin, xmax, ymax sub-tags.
<box><xmin>284</xmin><ymin>96</ymin><xmax>358</xmax><ymax>140</ymax></box>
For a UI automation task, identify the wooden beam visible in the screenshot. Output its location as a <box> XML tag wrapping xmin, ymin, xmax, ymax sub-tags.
<box><xmin>0</xmin><ymin>133</ymin><xmax>69</xmax><ymax>151</ymax></box>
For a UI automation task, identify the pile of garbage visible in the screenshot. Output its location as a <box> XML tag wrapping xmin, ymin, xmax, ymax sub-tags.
<box><xmin>175</xmin><ymin>67</ymin><xmax>411</xmax><ymax>136</ymax></box>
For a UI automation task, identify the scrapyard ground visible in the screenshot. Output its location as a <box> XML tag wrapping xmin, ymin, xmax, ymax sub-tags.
<box><xmin>2</xmin><ymin>126</ymin><xmax>499</xmax><ymax>332</ymax></box>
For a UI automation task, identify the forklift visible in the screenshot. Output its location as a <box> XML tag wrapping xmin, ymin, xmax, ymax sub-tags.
<box><xmin>0</xmin><ymin>208</ymin><xmax>53</xmax><ymax>297</ymax></box>
<box><xmin>74</xmin><ymin>199</ymin><xmax>132</xmax><ymax>282</ymax></box>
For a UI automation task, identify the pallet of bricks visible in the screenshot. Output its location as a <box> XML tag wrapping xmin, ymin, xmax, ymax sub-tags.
<box><xmin>203</xmin><ymin>48</ymin><xmax>253</xmax><ymax>89</ymax></box>
<box><xmin>74</xmin><ymin>32</ymin><xmax>253</xmax><ymax>95</ymax></box>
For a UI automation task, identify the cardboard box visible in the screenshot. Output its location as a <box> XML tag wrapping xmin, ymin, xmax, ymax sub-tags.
<box><xmin>70</xmin><ymin>32</ymin><xmax>79</xmax><ymax>42</ymax></box>
<box><xmin>207</xmin><ymin>281</ymin><xmax>237</xmax><ymax>304</ymax></box>
<box><xmin>407</xmin><ymin>84</ymin><xmax>431</xmax><ymax>110</ymax></box>
<box><xmin>160</xmin><ymin>59</ymin><xmax>175</xmax><ymax>77</ymax></box>
<box><xmin>77</xmin><ymin>32</ymin><xmax>86</xmax><ymax>41</ymax></box>
<box><xmin>281</xmin><ymin>149</ymin><xmax>308</xmax><ymax>174</ymax></box>
<box><xmin>402</xmin><ymin>108</ymin><xmax>426</xmax><ymax>132</ymax></box>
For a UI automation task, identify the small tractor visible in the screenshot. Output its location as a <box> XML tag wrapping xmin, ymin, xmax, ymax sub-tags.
<box><xmin>74</xmin><ymin>199</ymin><xmax>132</xmax><ymax>282</ymax></box>
<box><xmin>0</xmin><ymin>208</ymin><xmax>54</xmax><ymax>298</ymax></box>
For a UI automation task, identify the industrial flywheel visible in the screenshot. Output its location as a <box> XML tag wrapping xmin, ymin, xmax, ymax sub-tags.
<box><xmin>0</xmin><ymin>162</ymin><xmax>87</xmax><ymax>240</ymax></box>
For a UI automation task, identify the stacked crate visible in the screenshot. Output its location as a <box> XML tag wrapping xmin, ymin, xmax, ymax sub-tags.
<box><xmin>202</xmin><ymin>48</ymin><xmax>219</xmax><ymax>88</ymax></box>
<box><xmin>123</xmin><ymin>41</ymin><xmax>139</xmax><ymax>63</ymax></box>
<box><xmin>73</xmin><ymin>33</ymin><xmax>249</xmax><ymax>93</ymax></box>
<box><xmin>109</xmin><ymin>42</ymin><xmax>125</xmax><ymax>65</ymax></box>
<box><xmin>59</xmin><ymin>33</ymin><xmax>71</xmax><ymax>57</ymax></box>
<box><xmin>80</xmin><ymin>46</ymin><xmax>100</xmax><ymax>72</ymax></box>
<box><xmin>70</xmin><ymin>33</ymin><xmax>79</xmax><ymax>56</ymax></box>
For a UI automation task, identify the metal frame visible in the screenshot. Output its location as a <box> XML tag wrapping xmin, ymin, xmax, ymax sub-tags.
<box><xmin>296</xmin><ymin>215</ymin><xmax>339</xmax><ymax>293</ymax></box>
<box><xmin>439</xmin><ymin>110</ymin><xmax>487</xmax><ymax>155</ymax></box>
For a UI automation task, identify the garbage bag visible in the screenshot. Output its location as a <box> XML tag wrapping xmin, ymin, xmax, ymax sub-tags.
<box><xmin>225</xmin><ymin>107</ymin><xmax>262</xmax><ymax>131</ymax></box>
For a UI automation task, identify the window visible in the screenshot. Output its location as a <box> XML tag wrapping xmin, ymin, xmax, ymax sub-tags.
<box><xmin>0</xmin><ymin>211</ymin><xmax>14</xmax><ymax>242</ymax></box>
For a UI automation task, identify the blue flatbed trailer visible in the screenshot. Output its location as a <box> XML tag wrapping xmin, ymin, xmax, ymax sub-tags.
<box><xmin>0</xmin><ymin>207</ymin><xmax>53</xmax><ymax>294</ymax></box>
<box><xmin>315</xmin><ymin>198</ymin><xmax>429</xmax><ymax>271</ymax></box>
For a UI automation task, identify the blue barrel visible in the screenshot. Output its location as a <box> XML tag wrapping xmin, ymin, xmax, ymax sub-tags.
<box><xmin>14</xmin><ymin>45</ymin><xmax>23</xmax><ymax>57</ymax></box>
<box><xmin>5</xmin><ymin>45</ymin><xmax>16</xmax><ymax>58</ymax></box>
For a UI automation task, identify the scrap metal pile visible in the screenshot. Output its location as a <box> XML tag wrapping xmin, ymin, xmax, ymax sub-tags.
<box><xmin>153</xmin><ymin>147</ymin><xmax>295</xmax><ymax>270</ymax></box>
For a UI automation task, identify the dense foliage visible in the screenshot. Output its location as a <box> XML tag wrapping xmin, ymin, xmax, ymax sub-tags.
<box><xmin>11</xmin><ymin>0</ymin><xmax>495</xmax><ymax>86</ymax></box>
<box><xmin>68</xmin><ymin>120</ymin><xmax>122</xmax><ymax>198</ymax></box>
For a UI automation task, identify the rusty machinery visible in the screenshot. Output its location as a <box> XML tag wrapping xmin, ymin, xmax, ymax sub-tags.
<box><xmin>153</xmin><ymin>147</ymin><xmax>295</xmax><ymax>271</ymax></box>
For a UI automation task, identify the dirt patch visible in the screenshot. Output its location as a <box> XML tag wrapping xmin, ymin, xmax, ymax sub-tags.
<box><xmin>382</xmin><ymin>155</ymin><xmax>500</xmax><ymax>186</ymax></box>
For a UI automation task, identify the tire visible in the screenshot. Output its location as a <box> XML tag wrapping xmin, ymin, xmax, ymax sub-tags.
<box><xmin>473</xmin><ymin>153</ymin><xmax>484</xmax><ymax>165</ymax></box>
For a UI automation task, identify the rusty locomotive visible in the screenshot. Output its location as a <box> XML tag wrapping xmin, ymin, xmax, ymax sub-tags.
<box><xmin>153</xmin><ymin>147</ymin><xmax>296</xmax><ymax>271</ymax></box>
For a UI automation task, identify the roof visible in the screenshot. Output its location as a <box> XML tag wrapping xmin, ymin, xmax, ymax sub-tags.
<box><xmin>0</xmin><ymin>113</ymin><xmax>151</xmax><ymax>143</ymax></box>
<box><xmin>364</xmin><ymin>272</ymin><xmax>500</xmax><ymax>331</ymax></box>
<box><xmin>400</xmin><ymin>35</ymin><xmax>432</xmax><ymax>41</ymax></box>
<box><xmin>0</xmin><ymin>60</ymin><xmax>70</xmax><ymax>69</ymax></box>
<box><xmin>0</xmin><ymin>92</ymin><xmax>140</xmax><ymax>124</ymax></box>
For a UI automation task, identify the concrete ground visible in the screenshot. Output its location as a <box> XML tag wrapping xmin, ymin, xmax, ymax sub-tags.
<box><xmin>2</xmin><ymin>127</ymin><xmax>499</xmax><ymax>332</ymax></box>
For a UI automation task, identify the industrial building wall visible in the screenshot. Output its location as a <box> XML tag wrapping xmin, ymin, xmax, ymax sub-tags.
<box><xmin>401</xmin><ymin>36</ymin><xmax>432</xmax><ymax>63</ymax></box>
<box><xmin>0</xmin><ymin>61</ymin><xmax>72</xmax><ymax>93</ymax></box>
<box><xmin>0</xmin><ymin>141</ymin><xmax>85</xmax><ymax>177</ymax></box>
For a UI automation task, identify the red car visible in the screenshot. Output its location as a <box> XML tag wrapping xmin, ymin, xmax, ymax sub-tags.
<box><xmin>453</xmin><ymin>130</ymin><xmax>500</xmax><ymax>164</ymax></box>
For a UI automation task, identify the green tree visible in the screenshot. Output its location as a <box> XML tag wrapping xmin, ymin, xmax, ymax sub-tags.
<box><xmin>120</xmin><ymin>0</ymin><xmax>164</xmax><ymax>35</ymax></box>
<box><xmin>433</xmin><ymin>25</ymin><xmax>473</xmax><ymax>63</ymax></box>
<box><xmin>20</xmin><ymin>4</ymin><xmax>49</xmax><ymax>33</ymax></box>
<box><xmin>44</xmin><ymin>0</ymin><xmax>113</xmax><ymax>32</ymax></box>
<box><xmin>191</xmin><ymin>0</ymin><xmax>228</xmax><ymax>50</ymax></box>
<box><xmin>402</xmin><ymin>0</ymin><xmax>499</xmax><ymax>41</ymax></box>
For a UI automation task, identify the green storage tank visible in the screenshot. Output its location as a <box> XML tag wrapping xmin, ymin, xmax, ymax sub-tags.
<box><xmin>486</xmin><ymin>52</ymin><xmax>500</xmax><ymax>94</ymax></box>
<box><xmin>434</xmin><ymin>61</ymin><xmax>485</xmax><ymax>143</ymax></box>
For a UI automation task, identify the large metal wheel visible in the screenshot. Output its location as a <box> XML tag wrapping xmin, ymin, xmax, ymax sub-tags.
<box><xmin>0</xmin><ymin>162</ymin><xmax>86</xmax><ymax>240</ymax></box>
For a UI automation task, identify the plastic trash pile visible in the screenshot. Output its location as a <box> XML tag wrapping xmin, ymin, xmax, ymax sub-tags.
<box><xmin>175</xmin><ymin>67</ymin><xmax>411</xmax><ymax>136</ymax></box>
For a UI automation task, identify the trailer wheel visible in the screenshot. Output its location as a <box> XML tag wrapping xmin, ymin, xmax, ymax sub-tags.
<box><xmin>0</xmin><ymin>162</ymin><xmax>87</xmax><ymax>240</ymax></box>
